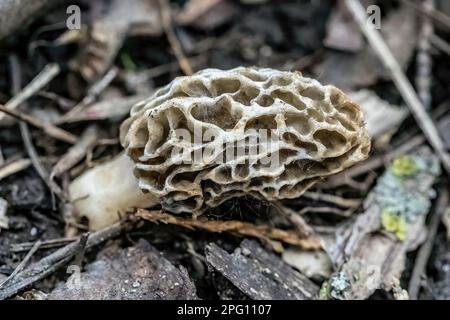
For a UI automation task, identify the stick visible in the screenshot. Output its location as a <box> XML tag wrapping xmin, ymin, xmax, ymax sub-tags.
<box><xmin>0</xmin><ymin>63</ymin><xmax>60</xmax><ymax>125</ymax></box>
<box><xmin>50</xmin><ymin>125</ymin><xmax>99</xmax><ymax>179</ymax></box>
<box><xmin>408</xmin><ymin>187</ymin><xmax>449</xmax><ymax>299</ymax></box>
<box><xmin>430</xmin><ymin>34</ymin><xmax>450</xmax><ymax>56</ymax></box>
<box><xmin>0</xmin><ymin>157</ymin><xmax>31</xmax><ymax>181</ymax></box>
<box><xmin>137</xmin><ymin>209</ymin><xmax>322</xmax><ymax>250</ymax></box>
<box><xmin>158</xmin><ymin>0</ymin><xmax>193</xmax><ymax>75</ymax></box>
<box><xmin>58</xmin><ymin>67</ymin><xmax>118</xmax><ymax>124</ymax></box>
<box><xmin>10</xmin><ymin>237</ymin><xmax>79</xmax><ymax>253</ymax></box>
<box><xmin>415</xmin><ymin>0</ymin><xmax>434</xmax><ymax>109</ymax></box>
<box><xmin>400</xmin><ymin>0</ymin><xmax>450</xmax><ymax>31</ymax></box>
<box><xmin>0</xmin><ymin>105</ymin><xmax>77</xmax><ymax>144</ymax></box>
<box><xmin>20</xmin><ymin>121</ymin><xmax>65</xmax><ymax>200</ymax></box>
<box><xmin>346</xmin><ymin>0</ymin><xmax>450</xmax><ymax>177</ymax></box>
<box><xmin>0</xmin><ymin>241</ymin><xmax>41</xmax><ymax>288</ymax></box>
<box><xmin>272</xmin><ymin>201</ymin><xmax>315</xmax><ymax>236</ymax></box>
<box><xmin>302</xmin><ymin>191</ymin><xmax>361</xmax><ymax>208</ymax></box>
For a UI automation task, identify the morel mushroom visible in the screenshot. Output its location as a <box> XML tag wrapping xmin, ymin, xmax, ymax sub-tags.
<box><xmin>69</xmin><ymin>67</ymin><xmax>371</xmax><ymax>229</ymax></box>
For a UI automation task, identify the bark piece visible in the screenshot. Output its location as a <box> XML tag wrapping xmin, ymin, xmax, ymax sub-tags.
<box><xmin>205</xmin><ymin>239</ymin><xmax>318</xmax><ymax>300</ymax></box>
<box><xmin>47</xmin><ymin>239</ymin><xmax>198</xmax><ymax>300</ymax></box>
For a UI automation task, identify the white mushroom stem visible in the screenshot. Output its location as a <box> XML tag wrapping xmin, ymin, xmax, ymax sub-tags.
<box><xmin>68</xmin><ymin>152</ymin><xmax>158</xmax><ymax>230</ymax></box>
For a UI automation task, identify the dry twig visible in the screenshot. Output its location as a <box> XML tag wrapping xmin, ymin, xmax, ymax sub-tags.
<box><xmin>430</xmin><ymin>34</ymin><xmax>450</xmax><ymax>56</ymax></box>
<box><xmin>0</xmin><ymin>157</ymin><xmax>31</xmax><ymax>182</ymax></box>
<box><xmin>58</xmin><ymin>68</ymin><xmax>118</xmax><ymax>123</ymax></box>
<box><xmin>408</xmin><ymin>187</ymin><xmax>449</xmax><ymax>299</ymax></box>
<box><xmin>415</xmin><ymin>0</ymin><xmax>434</xmax><ymax>109</ymax></box>
<box><xmin>158</xmin><ymin>0</ymin><xmax>193</xmax><ymax>75</ymax></box>
<box><xmin>0</xmin><ymin>63</ymin><xmax>60</xmax><ymax>125</ymax></box>
<box><xmin>0</xmin><ymin>105</ymin><xmax>77</xmax><ymax>144</ymax></box>
<box><xmin>302</xmin><ymin>191</ymin><xmax>361</xmax><ymax>208</ymax></box>
<box><xmin>137</xmin><ymin>209</ymin><xmax>322</xmax><ymax>250</ymax></box>
<box><xmin>400</xmin><ymin>0</ymin><xmax>450</xmax><ymax>31</ymax></box>
<box><xmin>10</xmin><ymin>237</ymin><xmax>79</xmax><ymax>253</ymax></box>
<box><xmin>272</xmin><ymin>201</ymin><xmax>315</xmax><ymax>236</ymax></box>
<box><xmin>298</xmin><ymin>206</ymin><xmax>355</xmax><ymax>218</ymax></box>
<box><xmin>19</xmin><ymin>121</ymin><xmax>65</xmax><ymax>200</ymax></box>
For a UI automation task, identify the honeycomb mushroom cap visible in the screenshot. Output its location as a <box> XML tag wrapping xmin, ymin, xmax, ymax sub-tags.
<box><xmin>120</xmin><ymin>67</ymin><xmax>371</xmax><ymax>214</ymax></box>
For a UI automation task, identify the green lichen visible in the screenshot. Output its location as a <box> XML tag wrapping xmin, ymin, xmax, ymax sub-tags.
<box><xmin>381</xmin><ymin>210</ymin><xmax>407</xmax><ymax>241</ymax></box>
<box><xmin>390</xmin><ymin>155</ymin><xmax>419</xmax><ymax>177</ymax></box>
<box><xmin>375</xmin><ymin>153</ymin><xmax>440</xmax><ymax>240</ymax></box>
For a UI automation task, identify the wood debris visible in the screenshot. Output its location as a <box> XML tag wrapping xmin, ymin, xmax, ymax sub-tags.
<box><xmin>46</xmin><ymin>239</ymin><xmax>198</xmax><ymax>300</ymax></box>
<box><xmin>322</xmin><ymin>147</ymin><xmax>441</xmax><ymax>299</ymax></box>
<box><xmin>0</xmin><ymin>221</ymin><xmax>128</xmax><ymax>300</ymax></box>
<box><xmin>206</xmin><ymin>239</ymin><xmax>319</xmax><ymax>299</ymax></box>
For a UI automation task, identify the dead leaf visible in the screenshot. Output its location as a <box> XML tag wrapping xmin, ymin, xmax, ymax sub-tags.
<box><xmin>323</xmin><ymin>1</ymin><xmax>365</xmax><ymax>52</ymax></box>
<box><xmin>176</xmin><ymin>0</ymin><xmax>239</xmax><ymax>30</ymax></box>
<box><xmin>78</xmin><ymin>0</ymin><xmax>162</xmax><ymax>80</ymax></box>
<box><xmin>350</xmin><ymin>90</ymin><xmax>408</xmax><ymax>139</ymax></box>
